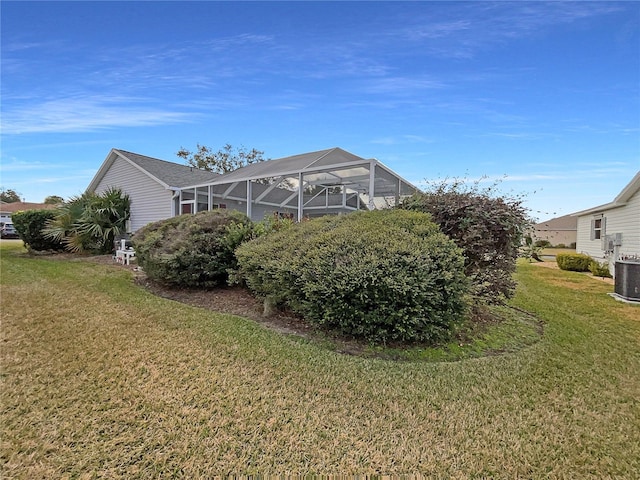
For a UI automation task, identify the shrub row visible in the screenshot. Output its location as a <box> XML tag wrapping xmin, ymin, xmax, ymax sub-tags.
<box><xmin>533</xmin><ymin>240</ymin><xmax>576</xmax><ymax>249</ymax></box>
<box><xmin>235</xmin><ymin>210</ymin><xmax>469</xmax><ymax>344</ymax></box>
<box><xmin>556</xmin><ymin>252</ymin><xmax>612</xmax><ymax>278</ymax></box>
<box><xmin>556</xmin><ymin>252</ymin><xmax>592</xmax><ymax>272</ymax></box>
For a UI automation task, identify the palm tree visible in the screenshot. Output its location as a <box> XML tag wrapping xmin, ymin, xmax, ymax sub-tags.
<box><xmin>44</xmin><ymin>188</ymin><xmax>130</xmax><ymax>254</ymax></box>
<box><xmin>79</xmin><ymin>187</ymin><xmax>131</xmax><ymax>253</ymax></box>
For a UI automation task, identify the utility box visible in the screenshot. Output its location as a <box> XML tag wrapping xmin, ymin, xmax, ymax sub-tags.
<box><xmin>615</xmin><ymin>260</ymin><xmax>640</xmax><ymax>302</ymax></box>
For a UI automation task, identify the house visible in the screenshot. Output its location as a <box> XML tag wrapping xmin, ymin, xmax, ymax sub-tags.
<box><xmin>572</xmin><ymin>171</ymin><xmax>640</xmax><ymax>272</ymax></box>
<box><xmin>86</xmin><ymin>147</ymin><xmax>419</xmax><ymax>232</ymax></box>
<box><xmin>533</xmin><ymin>214</ymin><xmax>577</xmax><ymax>247</ymax></box>
<box><xmin>0</xmin><ymin>202</ymin><xmax>58</xmax><ymax>225</ymax></box>
<box><xmin>86</xmin><ymin>150</ymin><xmax>220</xmax><ymax>232</ymax></box>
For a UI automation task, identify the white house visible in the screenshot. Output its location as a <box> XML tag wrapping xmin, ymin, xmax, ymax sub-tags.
<box><xmin>86</xmin><ymin>150</ymin><xmax>221</xmax><ymax>232</ymax></box>
<box><xmin>573</xmin><ymin>171</ymin><xmax>640</xmax><ymax>273</ymax></box>
<box><xmin>87</xmin><ymin>147</ymin><xmax>419</xmax><ymax>232</ymax></box>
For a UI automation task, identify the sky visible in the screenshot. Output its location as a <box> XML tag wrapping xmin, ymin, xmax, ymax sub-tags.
<box><xmin>1</xmin><ymin>1</ymin><xmax>639</xmax><ymax>221</ymax></box>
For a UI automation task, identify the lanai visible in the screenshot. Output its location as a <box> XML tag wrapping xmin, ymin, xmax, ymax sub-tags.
<box><xmin>174</xmin><ymin>147</ymin><xmax>419</xmax><ymax>221</ymax></box>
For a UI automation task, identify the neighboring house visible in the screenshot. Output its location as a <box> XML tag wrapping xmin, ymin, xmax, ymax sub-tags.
<box><xmin>533</xmin><ymin>214</ymin><xmax>577</xmax><ymax>247</ymax></box>
<box><xmin>572</xmin><ymin>171</ymin><xmax>640</xmax><ymax>272</ymax></box>
<box><xmin>87</xmin><ymin>147</ymin><xmax>419</xmax><ymax>232</ymax></box>
<box><xmin>0</xmin><ymin>202</ymin><xmax>58</xmax><ymax>225</ymax></box>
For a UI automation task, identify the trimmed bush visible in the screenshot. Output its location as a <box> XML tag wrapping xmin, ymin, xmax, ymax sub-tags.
<box><xmin>11</xmin><ymin>210</ymin><xmax>65</xmax><ymax>252</ymax></box>
<box><xmin>556</xmin><ymin>252</ymin><xmax>592</xmax><ymax>272</ymax></box>
<box><xmin>534</xmin><ymin>239</ymin><xmax>551</xmax><ymax>248</ymax></box>
<box><xmin>589</xmin><ymin>260</ymin><xmax>613</xmax><ymax>278</ymax></box>
<box><xmin>133</xmin><ymin>210</ymin><xmax>252</xmax><ymax>287</ymax></box>
<box><xmin>235</xmin><ymin>210</ymin><xmax>468</xmax><ymax>344</ymax></box>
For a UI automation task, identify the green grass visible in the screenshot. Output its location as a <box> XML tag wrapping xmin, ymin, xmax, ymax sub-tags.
<box><xmin>1</xmin><ymin>243</ymin><xmax>639</xmax><ymax>477</ymax></box>
<box><xmin>540</xmin><ymin>247</ymin><xmax>576</xmax><ymax>259</ymax></box>
<box><xmin>364</xmin><ymin>305</ymin><xmax>542</xmax><ymax>362</ymax></box>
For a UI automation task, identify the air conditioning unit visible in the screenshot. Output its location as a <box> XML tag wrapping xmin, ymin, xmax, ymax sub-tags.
<box><xmin>615</xmin><ymin>259</ymin><xmax>640</xmax><ymax>302</ymax></box>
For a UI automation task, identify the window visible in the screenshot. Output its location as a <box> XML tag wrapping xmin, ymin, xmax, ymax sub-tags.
<box><xmin>594</xmin><ymin>218</ymin><xmax>602</xmax><ymax>240</ymax></box>
<box><xmin>591</xmin><ymin>216</ymin><xmax>605</xmax><ymax>241</ymax></box>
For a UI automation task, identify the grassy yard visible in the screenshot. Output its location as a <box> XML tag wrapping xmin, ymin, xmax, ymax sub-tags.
<box><xmin>1</xmin><ymin>241</ymin><xmax>639</xmax><ymax>477</ymax></box>
<box><xmin>540</xmin><ymin>247</ymin><xmax>576</xmax><ymax>257</ymax></box>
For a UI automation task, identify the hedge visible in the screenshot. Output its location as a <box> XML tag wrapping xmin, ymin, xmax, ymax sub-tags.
<box><xmin>556</xmin><ymin>252</ymin><xmax>592</xmax><ymax>272</ymax></box>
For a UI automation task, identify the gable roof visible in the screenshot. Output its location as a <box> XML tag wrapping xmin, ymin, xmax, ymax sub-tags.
<box><xmin>572</xmin><ymin>171</ymin><xmax>640</xmax><ymax>216</ymax></box>
<box><xmin>87</xmin><ymin>147</ymin><xmax>418</xmax><ymax>202</ymax></box>
<box><xmin>86</xmin><ymin>149</ymin><xmax>220</xmax><ymax>192</ymax></box>
<box><xmin>212</xmin><ymin>147</ymin><xmax>370</xmax><ymax>184</ymax></box>
<box><xmin>534</xmin><ymin>214</ymin><xmax>577</xmax><ymax>231</ymax></box>
<box><xmin>0</xmin><ymin>202</ymin><xmax>58</xmax><ymax>214</ymax></box>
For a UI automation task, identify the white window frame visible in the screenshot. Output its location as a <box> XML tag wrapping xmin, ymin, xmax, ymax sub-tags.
<box><xmin>590</xmin><ymin>215</ymin><xmax>605</xmax><ymax>241</ymax></box>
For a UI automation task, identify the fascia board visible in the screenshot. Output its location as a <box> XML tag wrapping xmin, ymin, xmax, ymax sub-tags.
<box><xmin>86</xmin><ymin>149</ymin><xmax>172</xmax><ymax>193</ymax></box>
<box><xmin>571</xmin><ymin>171</ymin><xmax>640</xmax><ymax>217</ymax></box>
<box><xmin>571</xmin><ymin>201</ymin><xmax>619</xmax><ymax>217</ymax></box>
<box><xmin>86</xmin><ymin>149</ymin><xmax>119</xmax><ymax>193</ymax></box>
<box><xmin>613</xmin><ymin>171</ymin><xmax>640</xmax><ymax>203</ymax></box>
<box><xmin>180</xmin><ymin>159</ymin><xmax>373</xmax><ymax>188</ymax></box>
<box><xmin>374</xmin><ymin>160</ymin><xmax>423</xmax><ymax>193</ymax></box>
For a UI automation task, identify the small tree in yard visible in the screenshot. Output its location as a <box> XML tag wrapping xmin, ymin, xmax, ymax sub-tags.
<box><xmin>176</xmin><ymin>143</ymin><xmax>267</xmax><ymax>174</ymax></box>
<box><xmin>400</xmin><ymin>179</ymin><xmax>531</xmax><ymax>303</ymax></box>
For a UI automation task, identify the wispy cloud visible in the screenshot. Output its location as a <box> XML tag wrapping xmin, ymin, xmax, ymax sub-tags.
<box><xmin>372</xmin><ymin>135</ymin><xmax>434</xmax><ymax>145</ymax></box>
<box><xmin>1</xmin><ymin>95</ymin><xmax>194</xmax><ymax>134</ymax></box>
<box><xmin>397</xmin><ymin>2</ymin><xmax>624</xmax><ymax>58</ymax></box>
<box><xmin>0</xmin><ymin>161</ymin><xmax>48</xmax><ymax>173</ymax></box>
<box><xmin>477</xmin><ymin>132</ymin><xmax>557</xmax><ymax>140</ymax></box>
<box><xmin>362</xmin><ymin>76</ymin><xmax>446</xmax><ymax>95</ymax></box>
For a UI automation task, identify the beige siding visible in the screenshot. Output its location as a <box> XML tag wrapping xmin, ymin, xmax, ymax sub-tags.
<box><xmin>534</xmin><ymin>230</ymin><xmax>576</xmax><ymax>247</ymax></box>
<box><xmin>576</xmin><ymin>190</ymin><xmax>640</xmax><ymax>261</ymax></box>
<box><xmin>94</xmin><ymin>157</ymin><xmax>173</xmax><ymax>232</ymax></box>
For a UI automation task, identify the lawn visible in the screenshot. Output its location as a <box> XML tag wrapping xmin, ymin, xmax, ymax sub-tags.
<box><xmin>1</xmin><ymin>241</ymin><xmax>639</xmax><ymax>478</ymax></box>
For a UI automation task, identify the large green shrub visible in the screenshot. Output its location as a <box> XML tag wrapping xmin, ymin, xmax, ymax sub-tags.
<box><xmin>133</xmin><ymin>210</ymin><xmax>252</xmax><ymax>287</ymax></box>
<box><xmin>556</xmin><ymin>252</ymin><xmax>592</xmax><ymax>272</ymax></box>
<box><xmin>11</xmin><ymin>210</ymin><xmax>65</xmax><ymax>252</ymax></box>
<box><xmin>235</xmin><ymin>210</ymin><xmax>468</xmax><ymax>344</ymax></box>
<box><xmin>400</xmin><ymin>180</ymin><xmax>530</xmax><ymax>303</ymax></box>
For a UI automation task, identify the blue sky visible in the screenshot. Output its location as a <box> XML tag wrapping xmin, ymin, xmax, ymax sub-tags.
<box><xmin>1</xmin><ymin>1</ymin><xmax>638</xmax><ymax>220</ymax></box>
